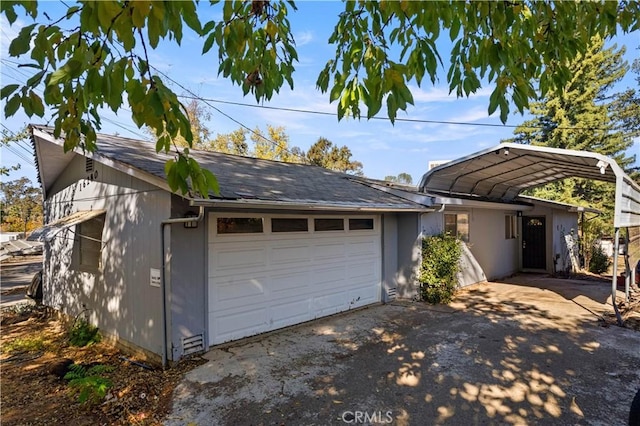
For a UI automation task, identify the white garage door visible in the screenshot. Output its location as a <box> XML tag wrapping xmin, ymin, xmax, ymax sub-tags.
<box><xmin>208</xmin><ymin>214</ymin><xmax>381</xmax><ymax>345</ymax></box>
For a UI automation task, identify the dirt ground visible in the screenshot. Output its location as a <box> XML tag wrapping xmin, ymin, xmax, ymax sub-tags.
<box><xmin>1</xmin><ymin>273</ymin><xmax>638</xmax><ymax>425</ymax></box>
<box><xmin>0</xmin><ymin>306</ymin><xmax>205</xmax><ymax>426</ymax></box>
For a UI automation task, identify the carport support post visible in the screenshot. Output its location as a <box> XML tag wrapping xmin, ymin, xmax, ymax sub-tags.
<box><xmin>611</xmin><ymin>228</ymin><xmax>623</xmax><ymax>326</ymax></box>
<box><xmin>624</xmin><ymin>227</ymin><xmax>630</xmax><ymax>302</ymax></box>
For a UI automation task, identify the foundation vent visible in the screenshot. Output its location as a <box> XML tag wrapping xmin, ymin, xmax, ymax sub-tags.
<box><xmin>386</xmin><ymin>287</ymin><xmax>397</xmax><ymax>301</ymax></box>
<box><xmin>182</xmin><ymin>334</ymin><xmax>205</xmax><ymax>356</ymax></box>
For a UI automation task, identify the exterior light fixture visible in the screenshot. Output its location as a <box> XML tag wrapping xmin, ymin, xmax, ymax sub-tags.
<box><xmin>596</xmin><ymin>160</ymin><xmax>608</xmax><ymax>175</ymax></box>
<box><xmin>184</xmin><ymin>211</ymin><xmax>199</xmax><ymax>229</ymax></box>
<box><xmin>504</xmin><ymin>147</ymin><xmax>510</xmax><ymax>156</ymax></box>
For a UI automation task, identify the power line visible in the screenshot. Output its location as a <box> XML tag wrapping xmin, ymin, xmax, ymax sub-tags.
<box><xmin>177</xmin><ymin>94</ymin><xmax>617</xmax><ymax>132</ymax></box>
<box><xmin>3</xmin><ymin>58</ymin><xmax>615</xmax><ymax>133</ymax></box>
<box><xmin>149</xmin><ymin>65</ymin><xmax>309</xmax><ymax>163</ymax></box>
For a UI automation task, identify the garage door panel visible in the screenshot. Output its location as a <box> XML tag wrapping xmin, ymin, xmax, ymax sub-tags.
<box><xmin>348</xmin><ymin>260</ymin><xmax>379</xmax><ymax>280</ymax></box>
<box><xmin>269</xmin><ymin>299</ymin><xmax>310</xmax><ymax>328</ymax></box>
<box><xmin>271</xmin><ymin>244</ymin><xmax>310</xmax><ymax>264</ymax></box>
<box><xmin>214</xmin><ymin>307</ymin><xmax>267</xmax><ymax>341</ymax></box>
<box><xmin>348</xmin><ymin>284</ymin><xmax>379</xmax><ymax>306</ymax></box>
<box><xmin>214</xmin><ymin>247</ymin><xmax>267</xmax><ymax>269</ymax></box>
<box><xmin>347</xmin><ymin>240</ymin><xmax>378</xmax><ymax>257</ymax></box>
<box><xmin>214</xmin><ymin>275</ymin><xmax>268</xmax><ymax>302</ymax></box>
<box><xmin>208</xmin><ymin>214</ymin><xmax>381</xmax><ymax>345</ymax></box>
<box><xmin>270</xmin><ymin>270</ymin><xmax>309</xmax><ymax>293</ymax></box>
<box><xmin>311</xmin><ymin>292</ymin><xmax>347</xmax><ymax>317</ymax></box>
<box><xmin>311</xmin><ymin>265</ymin><xmax>346</xmax><ymax>287</ymax></box>
<box><xmin>313</xmin><ymin>242</ymin><xmax>346</xmax><ymax>259</ymax></box>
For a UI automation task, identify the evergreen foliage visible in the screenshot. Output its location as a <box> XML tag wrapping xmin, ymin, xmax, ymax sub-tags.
<box><xmin>507</xmin><ymin>37</ymin><xmax>638</xmax><ymax>265</ymax></box>
<box><xmin>419</xmin><ymin>234</ymin><xmax>462</xmax><ymax>304</ymax></box>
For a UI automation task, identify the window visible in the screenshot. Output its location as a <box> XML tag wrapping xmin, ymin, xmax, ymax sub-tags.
<box><xmin>444</xmin><ymin>213</ymin><xmax>469</xmax><ymax>242</ymax></box>
<box><xmin>505</xmin><ymin>215</ymin><xmax>517</xmax><ymax>239</ymax></box>
<box><xmin>349</xmin><ymin>218</ymin><xmax>374</xmax><ymax>230</ymax></box>
<box><xmin>272</xmin><ymin>218</ymin><xmax>308</xmax><ymax>233</ymax></box>
<box><xmin>74</xmin><ymin>215</ymin><xmax>105</xmax><ymax>272</ymax></box>
<box><xmin>314</xmin><ymin>218</ymin><xmax>344</xmax><ymax>231</ymax></box>
<box><xmin>217</xmin><ymin>217</ymin><xmax>263</xmax><ymax>234</ymax></box>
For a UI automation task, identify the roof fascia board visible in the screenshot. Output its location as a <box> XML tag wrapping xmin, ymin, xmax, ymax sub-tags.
<box><xmin>189</xmin><ymin>198</ymin><xmax>432</xmax><ymax>212</ymax></box>
<box><xmin>32</xmin><ymin>130</ymin><xmax>49</xmax><ymax>199</ymax></box>
<box><xmin>33</xmin><ymin>127</ymin><xmax>173</xmax><ymax>194</ymax></box>
<box><xmin>357</xmin><ymin>181</ymin><xmax>434</xmax><ymax>206</ymax></box>
<box><xmin>431</xmin><ymin>195</ymin><xmax>533</xmax><ymax>211</ymax></box>
<box><xmin>517</xmin><ymin>195</ymin><xmax>602</xmax><ymax>214</ymax></box>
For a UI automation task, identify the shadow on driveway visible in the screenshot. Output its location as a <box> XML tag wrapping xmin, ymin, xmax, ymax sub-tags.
<box><xmin>168</xmin><ymin>275</ymin><xmax>640</xmax><ymax>425</ymax></box>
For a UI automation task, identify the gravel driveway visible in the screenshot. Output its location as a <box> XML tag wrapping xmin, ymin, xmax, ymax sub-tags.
<box><xmin>167</xmin><ymin>276</ymin><xmax>640</xmax><ymax>425</ymax></box>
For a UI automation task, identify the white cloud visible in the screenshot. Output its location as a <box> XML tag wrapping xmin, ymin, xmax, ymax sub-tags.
<box><xmin>294</xmin><ymin>30</ymin><xmax>313</xmax><ymax>47</ymax></box>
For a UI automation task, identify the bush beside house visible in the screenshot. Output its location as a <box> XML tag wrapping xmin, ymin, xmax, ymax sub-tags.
<box><xmin>419</xmin><ymin>234</ymin><xmax>463</xmax><ymax>304</ymax></box>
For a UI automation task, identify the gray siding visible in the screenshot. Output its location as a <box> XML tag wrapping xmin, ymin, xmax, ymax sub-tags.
<box><xmin>396</xmin><ymin>213</ymin><xmax>421</xmax><ymax>299</ymax></box>
<box><xmin>381</xmin><ymin>214</ymin><xmax>398</xmax><ymax>302</ymax></box>
<box><xmin>169</xmin><ymin>197</ymin><xmax>207</xmax><ymax>360</ymax></box>
<box><xmin>468</xmin><ymin>209</ymin><xmax>519</xmax><ymax>280</ymax></box>
<box><xmin>421</xmin><ymin>208</ymin><xmax>518</xmax><ymax>283</ymax></box>
<box><xmin>43</xmin><ymin>155</ymin><xmax>170</xmax><ymax>357</ymax></box>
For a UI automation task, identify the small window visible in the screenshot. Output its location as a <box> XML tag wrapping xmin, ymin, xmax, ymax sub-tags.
<box><xmin>444</xmin><ymin>213</ymin><xmax>469</xmax><ymax>242</ymax></box>
<box><xmin>505</xmin><ymin>215</ymin><xmax>517</xmax><ymax>239</ymax></box>
<box><xmin>349</xmin><ymin>218</ymin><xmax>374</xmax><ymax>230</ymax></box>
<box><xmin>272</xmin><ymin>218</ymin><xmax>308</xmax><ymax>233</ymax></box>
<box><xmin>314</xmin><ymin>218</ymin><xmax>344</xmax><ymax>232</ymax></box>
<box><xmin>217</xmin><ymin>218</ymin><xmax>263</xmax><ymax>234</ymax></box>
<box><xmin>74</xmin><ymin>215</ymin><xmax>105</xmax><ymax>272</ymax></box>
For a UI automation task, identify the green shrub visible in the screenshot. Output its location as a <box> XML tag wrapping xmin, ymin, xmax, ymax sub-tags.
<box><xmin>64</xmin><ymin>363</ymin><xmax>114</xmax><ymax>404</ymax></box>
<box><xmin>68</xmin><ymin>317</ymin><xmax>101</xmax><ymax>347</ymax></box>
<box><xmin>419</xmin><ymin>233</ymin><xmax>462</xmax><ymax>304</ymax></box>
<box><xmin>589</xmin><ymin>244</ymin><xmax>611</xmax><ymax>274</ymax></box>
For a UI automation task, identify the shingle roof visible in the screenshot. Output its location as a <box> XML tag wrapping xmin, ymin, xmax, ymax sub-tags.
<box><xmin>32</xmin><ymin>125</ymin><xmax>427</xmax><ymax>211</ymax></box>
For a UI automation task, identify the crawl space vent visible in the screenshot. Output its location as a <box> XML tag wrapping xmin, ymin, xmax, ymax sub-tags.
<box><xmin>386</xmin><ymin>287</ymin><xmax>397</xmax><ymax>301</ymax></box>
<box><xmin>182</xmin><ymin>334</ymin><xmax>205</xmax><ymax>356</ymax></box>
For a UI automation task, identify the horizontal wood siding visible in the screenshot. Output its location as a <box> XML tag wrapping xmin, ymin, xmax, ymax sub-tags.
<box><xmin>43</xmin><ymin>155</ymin><xmax>169</xmax><ymax>356</ymax></box>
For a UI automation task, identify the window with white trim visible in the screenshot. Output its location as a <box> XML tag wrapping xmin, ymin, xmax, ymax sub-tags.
<box><xmin>73</xmin><ymin>215</ymin><xmax>105</xmax><ymax>272</ymax></box>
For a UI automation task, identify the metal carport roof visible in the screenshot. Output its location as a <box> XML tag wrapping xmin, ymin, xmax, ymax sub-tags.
<box><xmin>418</xmin><ymin>142</ymin><xmax>640</xmax><ymax>229</ymax></box>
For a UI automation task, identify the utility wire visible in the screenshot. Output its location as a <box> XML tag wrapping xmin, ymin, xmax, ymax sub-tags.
<box><xmin>177</xmin><ymin>93</ymin><xmax>617</xmax><ymax>132</ymax></box>
<box><xmin>149</xmin><ymin>65</ymin><xmax>309</xmax><ymax>163</ymax></box>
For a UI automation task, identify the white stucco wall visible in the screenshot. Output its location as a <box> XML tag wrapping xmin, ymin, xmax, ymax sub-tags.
<box><xmin>421</xmin><ymin>207</ymin><xmax>518</xmax><ymax>284</ymax></box>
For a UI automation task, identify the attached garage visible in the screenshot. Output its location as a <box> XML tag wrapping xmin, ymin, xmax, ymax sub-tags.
<box><xmin>207</xmin><ymin>213</ymin><xmax>382</xmax><ymax>345</ymax></box>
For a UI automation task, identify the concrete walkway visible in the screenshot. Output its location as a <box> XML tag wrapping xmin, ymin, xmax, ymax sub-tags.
<box><xmin>0</xmin><ymin>255</ymin><xmax>41</xmax><ymax>309</ymax></box>
<box><xmin>167</xmin><ymin>276</ymin><xmax>640</xmax><ymax>425</ymax></box>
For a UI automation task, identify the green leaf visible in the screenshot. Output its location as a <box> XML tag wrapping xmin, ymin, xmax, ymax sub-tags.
<box><xmin>0</xmin><ymin>84</ymin><xmax>20</xmax><ymax>100</ymax></box>
<box><xmin>26</xmin><ymin>70</ymin><xmax>46</xmax><ymax>88</ymax></box>
<box><xmin>4</xmin><ymin>94</ymin><xmax>21</xmax><ymax>117</ymax></box>
<box><xmin>8</xmin><ymin>24</ymin><xmax>36</xmax><ymax>56</ymax></box>
<box><xmin>29</xmin><ymin>91</ymin><xmax>45</xmax><ymax>117</ymax></box>
<box><xmin>202</xmin><ymin>32</ymin><xmax>216</xmax><ymax>54</ymax></box>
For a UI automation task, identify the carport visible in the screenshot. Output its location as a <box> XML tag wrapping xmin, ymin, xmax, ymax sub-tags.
<box><xmin>418</xmin><ymin>143</ymin><xmax>640</xmax><ymax>318</ymax></box>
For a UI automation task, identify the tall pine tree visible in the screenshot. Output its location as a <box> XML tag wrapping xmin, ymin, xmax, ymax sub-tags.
<box><xmin>508</xmin><ymin>36</ymin><xmax>638</xmax><ymax>266</ymax></box>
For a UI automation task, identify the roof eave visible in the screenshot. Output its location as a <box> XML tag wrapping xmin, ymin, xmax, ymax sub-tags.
<box><xmin>189</xmin><ymin>198</ymin><xmax>432</xmax><ymax>212</ymax></box>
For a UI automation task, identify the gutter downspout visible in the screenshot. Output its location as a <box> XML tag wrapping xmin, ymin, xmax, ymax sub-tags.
<box><xmin>160</xmin><ymin>205</ymin><xmax>204</xmax><ymax>369</ymax></box>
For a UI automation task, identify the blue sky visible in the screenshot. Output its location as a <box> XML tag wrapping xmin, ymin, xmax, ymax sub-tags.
<box><xmin>1</xmin><ymin>1</ymin><xmax>639</xmax><ymax>186</ymax></box>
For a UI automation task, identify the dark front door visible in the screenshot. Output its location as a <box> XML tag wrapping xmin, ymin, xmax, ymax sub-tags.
<box><xmin>522</xmin><ymin>216</ymin><xmax>546</xmax><ymax>269</ymax></box>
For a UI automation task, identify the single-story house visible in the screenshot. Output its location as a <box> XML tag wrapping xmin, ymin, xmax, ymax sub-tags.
<box><xmin>29</xmin><ymin>125</ymin><xmax>638</xmax><ymax>365</ymax></box>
